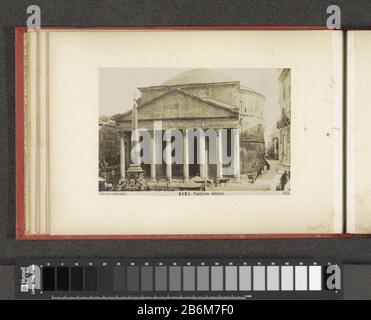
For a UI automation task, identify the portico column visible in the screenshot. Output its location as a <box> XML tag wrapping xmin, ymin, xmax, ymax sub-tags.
<box><xmin>120</xmin><ymin>133</ymin><xmax>126</xmax><ymax>178</ymax></box>
<box><xmin>205</xmin><ymin>149</ymin><xmax>208</xmax><ymax>179</ymax></box>
<box><xmin>233</xmin><ymin>128</ymin><xmax>241</xmax><ymax>181</ymax></box>
<box><xmin>216</xmin><ymin>129</ymin><xmax>223</xmax><ymax>180</ymax></box>
<box><xmin>165</xmin><ymin>131</ymin><xmax>172</xmax><ymax>181</ymax></box>
<box><xmin>183</xmin><ymin>129</ymin><xmax>189</xmax><ymax>181</ymax></box>
<box><xmin>199</xmin><ymin>130</ymin><xmax>206</xmax><ymax>179</ymax></box>
<box><xmin>150</xmin><ymin>130</ymin><xmax>156</xmax><ymax>181</ymax></box>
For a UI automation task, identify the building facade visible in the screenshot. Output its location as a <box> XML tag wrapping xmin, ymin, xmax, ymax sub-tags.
<box><xmin>266</xmin><ymin>130</ymin><xmax>279</xmax><ymax>160</ymax></box>
<box><xmin>276</xmin><ymin>68</ymin><xmax>291</xmax><ymax>172</ymax></box>
<box><xmin>99</xmin><ymin>117</ymin><xmax>121</xmax><ymax>184</ymax></box>
<box><xmin>111</xmin><ymin>69</ymin><xmax>266</xmax><ymax>182</ymax></box>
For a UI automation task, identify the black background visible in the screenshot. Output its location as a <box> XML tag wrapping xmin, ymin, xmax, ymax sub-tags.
<box><xmin>1</xmin><ymin>0</ymin><xmax>371</xmax><ymax>299</ymax></box>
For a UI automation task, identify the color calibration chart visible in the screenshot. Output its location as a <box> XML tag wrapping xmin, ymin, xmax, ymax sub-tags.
<box><xmin>16</xmin><ymin>258</ymin><xmax>342</xmax><ymax>299</ymax></box>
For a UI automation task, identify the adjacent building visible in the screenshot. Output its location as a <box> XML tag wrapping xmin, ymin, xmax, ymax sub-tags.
<box><xmin>99</xmin><ymin>116</ymin><xmax>121</xmax><ymax>183</ymax></box>
<box><xmin>276</xmin><ymin>68</ymin><xmax>291</xmax><ymax>173</ymax></box>
<box><xmin>266</xmin><ymin>129</ymin><xmax>279</xmax><ymax>160</ymax></box>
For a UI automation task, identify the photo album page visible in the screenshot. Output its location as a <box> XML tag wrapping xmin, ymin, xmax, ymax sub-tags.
<box><xmin>20</xmin><ymin>29</ymin><xmax>343</xmax><ymax>237</ymax></box>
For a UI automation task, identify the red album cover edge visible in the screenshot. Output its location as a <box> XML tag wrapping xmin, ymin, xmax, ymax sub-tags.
<box><xmin>16</xmin><ymin>27</ymin><xmax>27</xmax><ymax>240</ymax></box>
<box><xmin>18</xmin><ymin>25</ymin><xmax>330</xmax><ymax>30</ymax></box>
<box><xmin>17</xmin><ymin>234</ymin><xmax>371</xmax><ymax>241</ymax></box>
<box><xmin>14</xmin><ymin>25</ymin><xmax>361</xmax><ymax>240</ymax></box>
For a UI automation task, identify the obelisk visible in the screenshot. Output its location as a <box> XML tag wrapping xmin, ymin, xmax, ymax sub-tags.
<box><xmin>124</xmin><ymin>96</ymin><xmax>145</xmax><ymax>190</ymax></box>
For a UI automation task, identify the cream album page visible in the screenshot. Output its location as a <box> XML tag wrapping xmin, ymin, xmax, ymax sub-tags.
<box><xmin>347</xmin><ymin>31</ymin><xmax>371</xmax><ymax>233</ymax></box>
<box><xmin>26</xmin><ymin>29</ymin><xmax>343</xmax><ymax>235</ymax></box>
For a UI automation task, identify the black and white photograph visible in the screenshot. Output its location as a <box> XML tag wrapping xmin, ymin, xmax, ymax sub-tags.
<box><xmin>99</xmin><ymin>68</ymin><xmax>291</xmax><ymax>193</ymax></box>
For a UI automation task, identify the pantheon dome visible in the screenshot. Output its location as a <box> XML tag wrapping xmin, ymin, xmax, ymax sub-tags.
<box><xmin>162</xmin><ymin>69</ymin><xmax>234</xmax><ymax>86</ymax></box>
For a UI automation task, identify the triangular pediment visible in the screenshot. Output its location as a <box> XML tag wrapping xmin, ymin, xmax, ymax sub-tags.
<box><xmin>120</xmin><ymin>89</ymin><xmax>239</xmax><ymax>122</ymax></box>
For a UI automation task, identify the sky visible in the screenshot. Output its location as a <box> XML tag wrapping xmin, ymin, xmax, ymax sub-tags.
<box><xmin>99</xmin><ymin>68</ymin><xmax>283</xmax><ymax>141</ymax></box>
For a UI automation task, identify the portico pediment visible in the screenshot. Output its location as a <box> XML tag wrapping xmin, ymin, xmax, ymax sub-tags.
<box><xmin>120</xmin><ymin>89</ymin><xmax>239</xmax><ymax>122</ymax></box>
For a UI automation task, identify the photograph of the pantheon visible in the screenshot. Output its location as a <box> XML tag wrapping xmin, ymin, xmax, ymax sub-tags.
<box><xmin>99</xmin><ymin>68</ymin><xmax>290</xmax><ymax>193</ymax></box>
